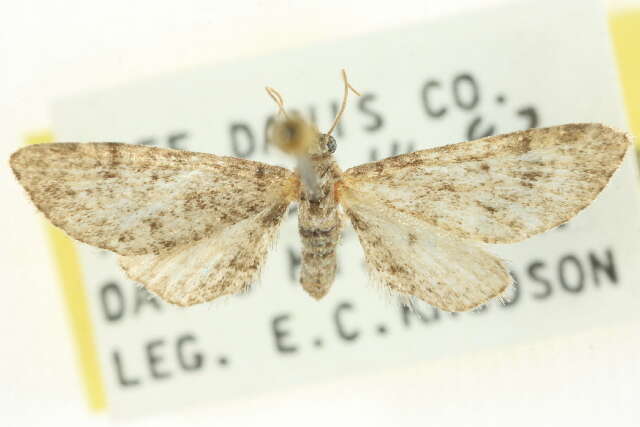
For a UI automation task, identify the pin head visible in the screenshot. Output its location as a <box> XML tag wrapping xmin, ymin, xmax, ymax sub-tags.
<box><xmin>270</xmin><ymin>114</ymin><xmax>318</xmax><ymax>156</ymax></box>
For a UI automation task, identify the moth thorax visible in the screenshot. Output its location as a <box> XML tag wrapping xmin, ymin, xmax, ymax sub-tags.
<box><xmin>270</xmin><ymin>114</ymin><xmax>318</xmax><ymax>155</ymax></box>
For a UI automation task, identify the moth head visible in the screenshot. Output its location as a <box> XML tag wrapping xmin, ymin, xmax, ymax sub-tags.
<box><xmin>320</xmin><ymin>133</ymin><xmax>337</xmax><ymax>154</ymax></box>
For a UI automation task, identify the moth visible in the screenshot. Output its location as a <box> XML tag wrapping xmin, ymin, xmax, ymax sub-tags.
<box><xmin>10</xmin><ymin>70</ymin><xmax>630</xmax><ymax>312</ymax></box>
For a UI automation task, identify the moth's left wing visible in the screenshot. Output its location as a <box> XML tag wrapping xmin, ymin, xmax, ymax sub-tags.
<box><xmin>342</xmin><ymin>124</ymin><xmax>630</xmax><ymax>243</ymax></box>
<box><xmin>11</xmin><ymin>142</ymin><xmax>299</xmax><ymax>306</ymax></box>
<box><xmin>339</xmin><ymin>187</ymin><xmax>511</xmax><ymax>312</ymax></box>
<box><xmin>11</xmin><ymin>143</ymin><xmax>299</xmax><ymax>255</ymax></box>
<box><xmin>119</xmin><ymin>201</ymin><xmax>289</xmax><ymax>306</ymax></box>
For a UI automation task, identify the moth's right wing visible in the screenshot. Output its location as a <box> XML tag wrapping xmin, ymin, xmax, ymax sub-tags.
<box><xmin>338</xmin><ymin>123</ymin><xmax>630</xmax><ymax>311</ymax></box>
<box><xmin>11</xmin><ymin>142</ymin><xmax>299</xmax><ymax>256</ymax></box>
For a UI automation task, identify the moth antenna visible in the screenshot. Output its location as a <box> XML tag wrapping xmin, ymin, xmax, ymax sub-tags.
<box><xmin>326</xmin><ymin>69</ymin><xmax>361</xmax><ymax>137</ymax></box>
<box><xmin>265</xmin><ymin>86</ymin><xmax>289</xmax><ymax>119</ymax></box>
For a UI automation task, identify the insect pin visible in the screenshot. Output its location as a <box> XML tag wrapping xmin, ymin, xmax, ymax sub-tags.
<box><xmin>10</xmin><ymin>70</ymin><xmax>631</xmax><ymax>311</ymax></box>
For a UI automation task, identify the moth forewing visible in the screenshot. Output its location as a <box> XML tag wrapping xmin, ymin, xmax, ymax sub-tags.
<box><xmin>341</xmin><ymin>123</ymin><xmax>631</xmax><ymax>244</ymax></box>
<box><xmin>10</xmin><ymin>142</ymin><xmax>298</xmax><ymax>257</ymax></box>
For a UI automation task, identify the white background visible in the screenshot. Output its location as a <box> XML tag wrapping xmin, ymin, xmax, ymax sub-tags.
<box><xmin>1</xmin><ymin>0</ymin><xmax>640</xmax><ymax>426</ymax></box>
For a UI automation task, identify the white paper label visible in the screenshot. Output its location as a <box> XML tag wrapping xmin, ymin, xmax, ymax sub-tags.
<box><xmin>51</xmin><ymin>0</ymin><xmax>640</xmax><ymax>418</ymax></box>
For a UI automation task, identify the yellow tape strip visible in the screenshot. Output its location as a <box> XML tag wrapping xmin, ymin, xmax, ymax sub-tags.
<box><xmin>610</xmin><ymin>10</ymin><xmax>640</xmax><ymax>147</ymax></box>
<box><xmin>25</xmin><ymin>132</ymin><xmax>107</xmax><ymax>411</ymax></box>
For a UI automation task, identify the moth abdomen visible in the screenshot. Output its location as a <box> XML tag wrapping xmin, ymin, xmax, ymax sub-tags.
<box><xmin>297</xmin><ymin>151</ymin><xmax>343</xmax><ymax>299</ymax></box>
